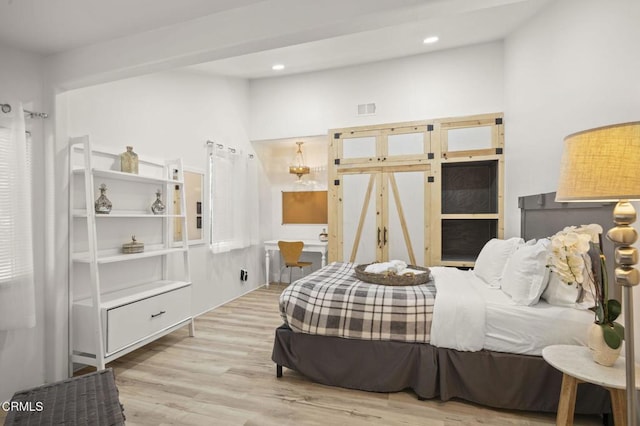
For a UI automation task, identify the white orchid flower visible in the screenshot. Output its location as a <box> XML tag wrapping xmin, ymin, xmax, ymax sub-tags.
<box><xmin>548</xmin><ymin>224</ymin><xmax>601</xmax><ymax>285</ymax></box>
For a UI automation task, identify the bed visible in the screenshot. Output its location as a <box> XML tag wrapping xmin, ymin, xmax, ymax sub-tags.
<box><xmin>271</xmin><ymin>192</ymin><xmax>616</xmax><ymax>414</ymax></box>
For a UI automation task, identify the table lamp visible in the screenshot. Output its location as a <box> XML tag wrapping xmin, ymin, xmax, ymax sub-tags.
<box><xmin>556</xmin><ymin>121</ymin><xmax>640</xmax><ymax>424</ymax></box>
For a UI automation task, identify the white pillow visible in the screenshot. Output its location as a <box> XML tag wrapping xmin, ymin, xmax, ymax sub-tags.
<box><xmin>473</xmin><ymin>237</ymin><xmax>524</xmax><ymax>287</ymax></box>
<box><xmin>500</xmin><ymin>239</ymin><xmax>551</xmax><ymax>305</ymax></box>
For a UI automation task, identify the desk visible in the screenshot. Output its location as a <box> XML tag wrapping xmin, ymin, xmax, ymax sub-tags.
<box><xmin>264</xmin><ymin>240</ymin><xmax>328</xmax><ymax>288</ymax></box>
<box><xmin>542</xmin><ymin>345</ymin><xmax>640</xmax><ymax>426</ymax></box>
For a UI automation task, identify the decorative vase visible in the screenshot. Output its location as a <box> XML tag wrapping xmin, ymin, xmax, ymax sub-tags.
<box><xmin>151</xmin><ymin>189</ymin><xmax>165</xmax><ymax>214</ymax></box>
<box><xmin>122</xmin><ymin>235</ymin><xmax>144</xmax><ymax>254</ymax></box>
<box><xmin>587</xmin><ymin>322</ymin><xmax>622</xmax><ymax>366</ymax></box>
<box><xmin>319</xmin><ymin>228</ymin><xmax>328</xmax><ymax>242</ymax></box>
<box><xmin>94</xmin><ymin>183</ymin><xmax>112</xmax><ymax>214</ymax></box>
<box><xmin>120</xmin><ymin>146</ymin><xmax>139</xmax><ymax>174</ymax></box>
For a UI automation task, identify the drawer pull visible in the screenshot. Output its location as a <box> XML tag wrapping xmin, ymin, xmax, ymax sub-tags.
<box><xmin>151</xmin><ymin>310</ymin><xmax>166</xmax><ymax>318</ymax></box>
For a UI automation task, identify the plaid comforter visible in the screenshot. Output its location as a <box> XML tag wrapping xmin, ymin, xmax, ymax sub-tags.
<box><xmin>279</xmin><ymin>262</ymin><xmax>436</xmax><ymax>343</ymax></box>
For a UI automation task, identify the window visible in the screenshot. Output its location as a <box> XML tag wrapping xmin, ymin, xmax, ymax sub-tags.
<box><xmin>208</xmin><ymin>143</ymin><xmax>258</xmax><ymax>253</ymax></box>
<box><xmin>0</xmin><ymin>103</ymin><xmax>35</xmax><ymax>330</ymax></box>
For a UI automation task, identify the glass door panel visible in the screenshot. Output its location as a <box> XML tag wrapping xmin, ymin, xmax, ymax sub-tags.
<box><xmin>341</xmin><ymin>173</ymin><xmax>379</xmax><ymax>263</ymax></box>
<box><xmin>387</xmin><ymin>132</ymin><xmax>424</xmax><ymax>157</ymax></box>
<box><xmin>342</xmin><ymin>136</ymin><xmax>377</xmax><ymax>160</ymax></box>
<box><xmin>386</xmin><ymin>171</ymin><xmax>425</xmax><ymax>265</ymax></box>
<box><xmin>446</xmin><ymin>126</ymin><xmax>492</xmax><ymax>152</ymax></box>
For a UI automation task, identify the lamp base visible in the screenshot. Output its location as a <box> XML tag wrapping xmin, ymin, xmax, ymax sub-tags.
<box><xmin>606</xmin><ymin>200</ymin><xmax>639</xmax><ymax>425</ymax></box>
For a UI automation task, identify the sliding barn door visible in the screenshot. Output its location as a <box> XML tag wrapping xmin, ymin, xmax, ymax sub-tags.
<box><xmin>337</xmin><ymin>170</ymin><xmax>429</xmax><ymax>265</ymax></box>
<box><xmin>383</xmin><ymin>170</ymin><xmax>428</xmax><ymax>266</ymax></box>
<box><xmin>339</xmin><ymin>172</ymin><xmax>382</xmax><ymax>263</ymax></box>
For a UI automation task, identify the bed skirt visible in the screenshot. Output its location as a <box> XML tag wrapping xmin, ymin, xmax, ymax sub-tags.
<box><xmin>271</xmin><ymin>324</ymin><xmax>611</xmax><ymax>415</ymax></box>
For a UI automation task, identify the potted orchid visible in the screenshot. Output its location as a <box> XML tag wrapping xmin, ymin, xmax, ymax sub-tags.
<box><xmin>548</xmin><ymin>224</ymin><xmax>624</xmax><ymax>357</ymax></box>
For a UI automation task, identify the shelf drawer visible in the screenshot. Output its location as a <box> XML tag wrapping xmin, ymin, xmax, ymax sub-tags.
<box><xmin>106</xmin><ymin>286</ymin><xmax>191</xmax><ymax>354</ymax></box>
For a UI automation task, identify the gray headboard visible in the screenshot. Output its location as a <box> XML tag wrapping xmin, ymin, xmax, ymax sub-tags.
<box><xmin>519</xmin><ymin>191</ymin><xmax>617</xmax><ymax>298</ymax></box>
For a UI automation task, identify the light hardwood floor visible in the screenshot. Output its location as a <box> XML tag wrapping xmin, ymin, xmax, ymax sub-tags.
<box><xmin>107</xmin><ymin>283</ymin><xmax>603</xmax><ymax>426</ymax></box>
<box><xmin>1</xmin><ymin>284</ymin><xmax>603</xmax><ymax>425</ymax></box>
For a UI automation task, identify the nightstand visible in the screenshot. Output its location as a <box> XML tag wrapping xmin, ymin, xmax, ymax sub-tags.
<box><xmin>542</xmin><ymin>344</ymin><xmax>639</xmax><ymax>426</ymax></box>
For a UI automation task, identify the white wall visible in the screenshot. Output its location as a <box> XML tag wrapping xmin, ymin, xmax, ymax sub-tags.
<box><xmin>249</xmin><ymin>41</ymin><xmax>505</xmax><ymax>140</ymax></box>
<box><xmin>504</xmin><ymin>0</ymin><xmax>640</xmax><ymax>362</ymax></box>
<box><xmin>503</xmin><ymin>0</ymin><xmax>640</xmax><ymax>237</ymax></box>
<box><xmin>61</xmin><ymin>70</ymin><xmax>266</xmax><ymax>319</ymax></box>
<box><xmin>0</xmin><ymin>43</ymin><xmax>46</xmax><ymax>401</ymax></box>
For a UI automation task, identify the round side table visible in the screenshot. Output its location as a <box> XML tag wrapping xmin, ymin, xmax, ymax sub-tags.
<box><xmin>542</xmin><ymin>344</ymin><xmax>640</xmax><ymax>426</ymax></box>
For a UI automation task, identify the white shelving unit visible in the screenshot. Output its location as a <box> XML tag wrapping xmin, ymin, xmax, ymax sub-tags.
<box><xmin>68</xmin><ymin>135</ymin><xmax>194</xmax><ymax>373</ymax></box>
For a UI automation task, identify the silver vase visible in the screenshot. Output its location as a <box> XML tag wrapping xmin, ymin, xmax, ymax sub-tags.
<box><xmin>95</xmin><ymin>184</ymin><xmax>112</xmax><ymax>214</ymax></box>
<box><xmin>151</xmin><ymin>189</ymin><xmax>165</xmax><ymax>215</ymax></box>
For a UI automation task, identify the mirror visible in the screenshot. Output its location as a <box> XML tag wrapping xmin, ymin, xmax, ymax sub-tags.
<box><xmin>174</xmin><ymin>168</ymin><xmax>205</xmax><ymax>245</ymax></box>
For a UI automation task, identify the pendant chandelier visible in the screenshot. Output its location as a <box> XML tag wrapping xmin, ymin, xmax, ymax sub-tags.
<box><xmin>289</xmin><ymin>141</ymin><xmax>310</xmax><ymax>180</ymax></box>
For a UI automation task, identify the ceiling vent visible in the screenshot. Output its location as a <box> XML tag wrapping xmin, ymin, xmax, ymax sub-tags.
<box><xmin>357</xmin><ymin>102</ymin><xmax>376</xmax><ymax>116</ymax></box>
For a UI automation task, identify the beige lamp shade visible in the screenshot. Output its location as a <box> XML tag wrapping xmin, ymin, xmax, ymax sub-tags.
<box><xmin>556</xmin><ymin>121</ymin><xmax>640</xmax><ymax>202</ymax></box>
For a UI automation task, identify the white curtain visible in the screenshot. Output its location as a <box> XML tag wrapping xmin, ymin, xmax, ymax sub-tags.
<box><xmin>0</xmin><ymin>103</ymin><xmax>35</xmax><ymax>330</ymax></box>
<box><xmin>208</xmin><ymin>144</ymin><xmax>258</xmax><ymax>253</ymax></box>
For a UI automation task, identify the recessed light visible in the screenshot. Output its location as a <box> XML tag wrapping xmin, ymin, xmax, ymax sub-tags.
<box><xmin>423</xmin><ymin>36</ymin><xmax>439</xmax><ymax>44</ymax></box>
<box><xmin>272</xmin><ymin>64</ymin><xmax>285</xmax><ymax>71</ymax></box>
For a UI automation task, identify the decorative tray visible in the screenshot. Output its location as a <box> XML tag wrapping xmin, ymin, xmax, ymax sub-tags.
<box><xmin>354</xmin><ymin>263</ymin><xmax>431</xmax><ymax>286</ymax></box>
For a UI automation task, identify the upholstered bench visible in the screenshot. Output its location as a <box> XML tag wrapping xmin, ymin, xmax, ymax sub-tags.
<box><xmin>4</xmin><ymin>368</ymin><xmax>125</xmax><ymax>425</ymax></box>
